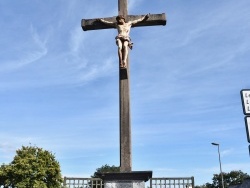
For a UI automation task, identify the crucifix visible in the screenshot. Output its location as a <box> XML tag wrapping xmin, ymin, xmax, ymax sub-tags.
<box><xmin>82</xmin><ymin>0</ymin><xmax>166</xmax><ymax>173</ymax></box>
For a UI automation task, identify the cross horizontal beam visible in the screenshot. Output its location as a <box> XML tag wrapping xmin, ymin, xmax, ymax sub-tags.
<box><xmin>82</xmin><ymin>13</ymin><xmax>166</xmax><ymax>31</ymax></box>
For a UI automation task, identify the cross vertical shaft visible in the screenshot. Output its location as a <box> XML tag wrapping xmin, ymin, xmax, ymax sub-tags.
<box><xmin>81</xmin><ymin>0</ymin><xmax>166</xmax><ymax>175</ymax></box>
<box><xmin>118</xmin><ymin>0</ymin><xmax>132</xmax><ymax>172</ymax></box>
<box><xmin>118</xmin><ymin>0</ymin><xmax>128</xmax><ymax>16</ymax></box>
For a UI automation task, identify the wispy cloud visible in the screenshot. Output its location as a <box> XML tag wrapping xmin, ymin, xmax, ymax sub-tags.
<box><xmin>195</xmin><ymin>162</ymin><xmax>250</xmax><ymax>175</ymax></box>
<box><xmin>78</xmin><ymin>56</ymin><xmax>116</xmax><ymax>83</ymax></box>
<box><xmin>0</xmin><ymin>25</ymin><xmax>47</xmax><ymax>72</ymax></box>
<box><xmin>129</xmin><ymin>0</ymin><xmax>144</xmax><ymax>11</ymax></box>
<box><xmin>0</xmin><ymin>143</ymin><xmax>16</xmax><ymax>163</ymax></box>
<box><xmin>69</xmin><ymin>25</ymin><xmax>86</xmax><ymax>54</ymax></box>
<box><xmin>0</xmin><ymin>134</ymin><xmax>37</xmax><ymax>163</ymax></box>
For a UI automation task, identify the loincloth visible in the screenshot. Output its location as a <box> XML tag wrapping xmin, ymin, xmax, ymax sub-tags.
<box><xmin>115</xmin><ymin>35</ymin><xmax>133</xmax><ymax>49</ymax></box>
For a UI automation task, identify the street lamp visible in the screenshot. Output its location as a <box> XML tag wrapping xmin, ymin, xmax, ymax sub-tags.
<box><xmin>211</xmin><ymin>142</ymin><xmax>225</xmax><ymax>188</ymax></box>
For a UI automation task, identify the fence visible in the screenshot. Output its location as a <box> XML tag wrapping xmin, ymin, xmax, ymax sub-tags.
<box><xmin>150</xmin><ymin>177</ymin><xmax>195</xmax><ymax>188</ymax></box>
<box><xmin>63</xmin><ymin>177</ymin><xmax>195</xmax><ymax>188</ymax></box>
<box><xmin>63</xmin><ymin>177</ymin><xmax>103</xmax><ymax>188</ymax></box>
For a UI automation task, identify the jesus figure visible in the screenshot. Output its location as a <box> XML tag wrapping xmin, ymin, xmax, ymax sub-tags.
<box><xmin>97</xmin><ymin>14</ymin><xmax>149</xmax><ymax>68</ymax></box>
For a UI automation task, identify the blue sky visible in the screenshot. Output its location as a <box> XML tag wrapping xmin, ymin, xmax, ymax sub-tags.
<box><xmin>0</xmin><ymin>0</ymin><xmax>250</xmax><ymax>185</ymax></box>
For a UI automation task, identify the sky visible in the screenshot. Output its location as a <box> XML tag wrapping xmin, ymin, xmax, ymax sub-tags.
<box><xmin>0</xmin><ymin>0</ymin><xmax>250</xmax><ymax>186</ymax></box>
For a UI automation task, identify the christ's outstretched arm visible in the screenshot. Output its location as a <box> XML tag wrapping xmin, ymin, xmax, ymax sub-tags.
<box><xmin>97</xmin><ymin>19</ymin><xmax>116</xmax><ymax>27</ymax></box>
<box><xmin>130</xmin><ymin>14</ymin><xmax>149</xmax><ymax>25</ymax></box>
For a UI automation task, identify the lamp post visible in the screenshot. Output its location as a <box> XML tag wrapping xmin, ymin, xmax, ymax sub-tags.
<box><xmin>211</xmin><ymin>142</ymin><xmax>225</xmax><ymax>188</ymax></box>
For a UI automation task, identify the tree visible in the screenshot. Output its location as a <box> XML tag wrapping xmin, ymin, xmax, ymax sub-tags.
<box><xmin>0</xmin><ymin>146</ymin><xmax>63</xmax><ymax>188</ymax></box>
<box><xmin>92</xmin><ymin>164</ymin><xmax>120</xmax><ymax>178</ymax></box>
<box><xmin>0</xmin><ymin>164</ymin><xmax>13</xmax><ymax>188</ymax></box>
<box><xmin>224</xmin><ymin>170</ymin><xmax>249</xmax><ymax>186</ymax></box>
<box><xmin>195</xmin><ymin>170</ymin><xmax>250</xmax><ymax>188</ymax></box>
<box><xmin>195</xmin><ymin>182</ymin><xmax>214</xmax><ymax>188</ymax></box>
<box><xmin>89</xmin><ymin>164</ymin><xmax>120</xmax><ymax>188</ymax></box>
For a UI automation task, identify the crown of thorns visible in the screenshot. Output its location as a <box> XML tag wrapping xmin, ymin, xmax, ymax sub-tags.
<box><xmin>116</xmin><ymin>15</ymin><xmax>125</xmax><ymax>21</ymax></box>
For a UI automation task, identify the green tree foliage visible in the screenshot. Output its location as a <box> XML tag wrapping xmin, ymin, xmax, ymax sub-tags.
<box><xmin>0</xmin><ymin>164</ymin><xmax>13</xmax><ymax>187</ymax></box>
<box><xmin>92</xmin><ymin>164</ymin><xmax>120</xmax><ymax>178</ymax></box>
<box><xmin>195</xmin><ymin>170</ymin><xmax>250</xmax><ymax>188</ymax></box>
<box><xmin>0</xmin><ymin>146</ymin><xmax>63</xmax><ymax>188</ymax></box>
<box><xmin>89</xmin><ymin>164</ymin><xmax>120</xmax><ymax>188</ymax></box>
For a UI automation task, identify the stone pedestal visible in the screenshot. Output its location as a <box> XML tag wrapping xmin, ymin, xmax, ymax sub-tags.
<box><xmin>97</xmin><ymin>171</ymin><xmax>152</xmax><ymax>188</ymax></box>
<box><xmin>105</xmin><ymin>180</ymin><xmax>144</xmax><ymax>188</ymax></box>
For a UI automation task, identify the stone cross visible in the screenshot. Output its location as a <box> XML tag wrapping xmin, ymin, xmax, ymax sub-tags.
<box><xmin>81</xmin><ymin>0</ymin><xmax>166</xmax><ymax>172</ymax></box>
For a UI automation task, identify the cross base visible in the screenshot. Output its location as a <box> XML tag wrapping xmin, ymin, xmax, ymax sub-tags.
<box><xmin>97</xmin><ymin>171</ymin><xmax>152</xmax><ymax>188</ymax></box>
<box><xmin>105</xmin><ymin>180</ymin><xmax>145</xmax><ymax>188</ymax></box>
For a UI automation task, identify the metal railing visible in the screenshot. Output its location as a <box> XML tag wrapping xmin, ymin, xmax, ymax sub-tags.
<box><xmin>150</xmin><ymin>177</ymin><xmax>195</xmax><ymax>188</ymax></box>
<box><xmin>63</xmin><ymin>177</ymin><xmax>103</xmax><ymax>188</ymax></box>
<box><xmin>63</xmin><ymin>177</ymin><xmax>195</xmax><ymax>188</ymax></box>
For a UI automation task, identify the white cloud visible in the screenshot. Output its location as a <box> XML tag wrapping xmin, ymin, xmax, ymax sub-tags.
<box><xmin>0</xmin><ymin>143</ymin><xmax>16</xmax><ymax>163</ymax></box>
<box><xmin>69</xmin><ymin>25</ymin><xmax>86</xmax><ymax>54</ymax></box>
<box><xmin>129</xmin><ymin>0</ymin><xmax>144</xmax><ymax>11</ymax></box>
<box><xmin>77</xmin><ymin>56</ymin><xmax>116</xmax><ymax>84</ymax></box>
<box><xmin>0</xmin><ymin>25</ymin><xmax>47</xmax><ymax>72</ymax></box>
<box><xmin>0</xmin><ymin>135</ymin><xmax>38</xmax><ymax>163</ymax></box>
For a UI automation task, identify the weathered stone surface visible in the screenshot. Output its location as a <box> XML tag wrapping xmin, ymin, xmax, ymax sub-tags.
<box><xmin>105</xmin><ymin>180</ymin><xmax>144</xmax><ymax>188</ymax></box>
<box><xmin>81</xmin><ymin>14</ymin><xmax>166</xmax><ymax>31</ymax></box>
<box><xmin>96</xmin><ymin>171</ymin><xmax>152</xmax><ymax>182</ymax></box>
<box><xmin>120</xmin><ymin>64</ymin><xmax>131</xmax><ymax>172</ymax></box>
<box><xmin>118</xmin><ymin>0</ymin><xmax>128</xmax><ymax>16</ymax></box>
